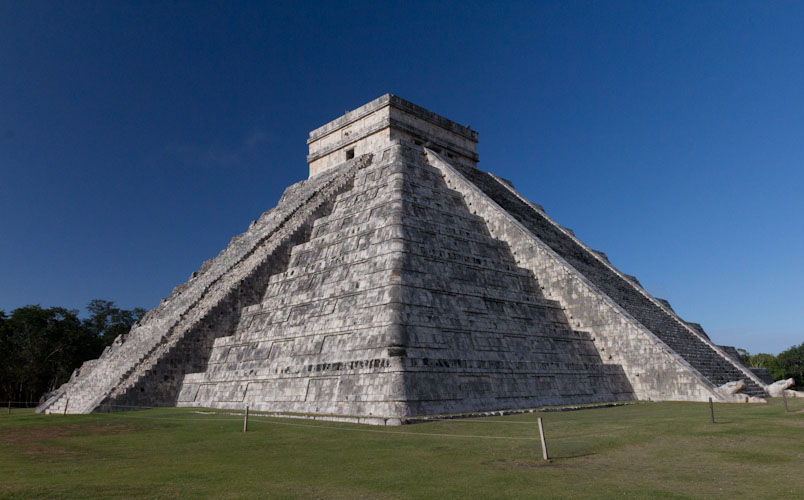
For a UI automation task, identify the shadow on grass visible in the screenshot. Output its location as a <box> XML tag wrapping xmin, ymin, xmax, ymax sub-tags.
<box><xmin>557</xmin><ymin>452</ymin><xmax>596</xmax><ymax>459</ymax></box>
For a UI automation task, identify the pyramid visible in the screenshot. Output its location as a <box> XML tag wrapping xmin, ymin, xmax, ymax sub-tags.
<box><xmin>38</xmin><ymin>95</ymin><xmax>767</xmax><ymax>422</ymax></box>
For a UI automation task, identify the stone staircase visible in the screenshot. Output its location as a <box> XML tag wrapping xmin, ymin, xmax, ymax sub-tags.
<box><xmin>39</xmin><ymin>160</ymin><xmax>359</xmax><ymax>414</ymax></box>
<box><xmin>104</xmin><ymin>164</ymin><xmax>358</xmax><ymax>407</ymax></box>
<box><xmin>453</xmin><ymin>165</ymin><xmax>766</xmax><ymax>397</ymax></box>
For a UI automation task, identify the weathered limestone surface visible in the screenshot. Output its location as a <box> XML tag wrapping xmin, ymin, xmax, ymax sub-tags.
<box><xmin>38</xmin><ymin>163</ymin><xmax>355</xmax><ymax>414</ymax></box>
<box><xmin>178</xmin><ymin>142</ymin><xmax>634</xmax><ymax>417</ymax></box>
<box><xmin>38</xmin><ymin>94</ymin><xmax>767</xmax><ymax>419</ymax></box>
<box><xmin>426</xmin><ymin>148</ymin><xmax>766</xmax><ymax>401</ymax></box>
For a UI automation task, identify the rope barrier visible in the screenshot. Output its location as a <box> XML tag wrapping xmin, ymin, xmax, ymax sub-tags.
<box><xmin>89</xmin><ymin>407</ymin><xmax>618</xmax><ymax>442</ymax></box>
<box><xmin>246</xmin><ymin>416</ymin><xmax>544</xmax><ymax>441</ymax></box>
<box><xmin>95</xmin><ymin>412</ymin><xmax>541</xmax><ymax>441</ymax></box>
<box><xmin>109</xmin><ymin>413</ymin><xmax>244</xmax><ymax>423</ymax></box>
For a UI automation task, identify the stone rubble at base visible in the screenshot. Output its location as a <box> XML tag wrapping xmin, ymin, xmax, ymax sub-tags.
<box><xmin>38</xmin><ymin>94</ymin><xmax>770</xmax><ymax>422</ymax></box>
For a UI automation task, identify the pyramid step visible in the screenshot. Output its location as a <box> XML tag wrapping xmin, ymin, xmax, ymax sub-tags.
<box><xmin>450</xmin><ymin>163</ymin><xmax>767</xmax><ymax>397</ymax></box>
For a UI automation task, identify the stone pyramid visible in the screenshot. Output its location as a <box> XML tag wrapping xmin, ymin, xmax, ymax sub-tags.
<box><xmin>39</xmin><ymin>95</ymin><xmax>767</xmax><ymax>422</ymax></box>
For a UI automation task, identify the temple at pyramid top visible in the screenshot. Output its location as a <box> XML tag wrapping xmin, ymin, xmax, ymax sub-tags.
<box><xmin>307</xmin><ymin>94</ymin><xmax>479</xmax><ymax>177</ymax></box>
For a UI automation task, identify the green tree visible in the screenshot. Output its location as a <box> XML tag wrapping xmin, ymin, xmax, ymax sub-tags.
<box><xmin>777</xmin><ymin>342</ymin><xmax>804</xmax><ymax>388</ymax></box>
<box><xmin>0</xmin><ymin>301</ymin><xmax>145</xmax><ymax>403</ymax></box>
<box><xmin>0</xmin><ymin>310</ymin><xmax>12</xmax><ymax>401</ymax></box>
<box><xmin>83</xmin><ymin>299</ymin><xmax>145</xmax><ymax>345</ymax></box>
<box><xmin>0</xmin><ymin>306</ymin><xmax>98</xmax><ymax>403</ymax></box>
<box><xmin>747</xmin><ymin>353</ymin><xmax>784</xmax><ymax>381</ymax></box>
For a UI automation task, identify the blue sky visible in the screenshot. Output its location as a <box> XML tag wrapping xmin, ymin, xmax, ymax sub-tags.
<box><xmin>1</xmin><ymin>1</ymin><xmax>802</xmax><ymax>355</ymax></box>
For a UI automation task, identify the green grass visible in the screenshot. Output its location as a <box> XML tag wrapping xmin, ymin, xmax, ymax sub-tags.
<box><xmin>1</xmin><ymin>399</ymin><xmax>803</xmax><ymax>499</ymax></box>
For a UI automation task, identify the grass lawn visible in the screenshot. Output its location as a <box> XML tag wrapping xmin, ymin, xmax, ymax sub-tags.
<box><xmin>1</xmin><ymin>399</ymin><xmax>802</xmax><ymax>499</ymax></box>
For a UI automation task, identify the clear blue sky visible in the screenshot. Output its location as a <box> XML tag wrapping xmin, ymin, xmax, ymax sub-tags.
<box><xmin>1</xmin><ymin>1</ymin><xmax>802</xmax><ymax>355</ymax></box>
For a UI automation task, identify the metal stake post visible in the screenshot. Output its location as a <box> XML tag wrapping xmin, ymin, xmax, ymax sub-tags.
<box><xmin>243</xmin><ymin>405</ymin><xmax>249</xmax><ymax>433</ymax></box>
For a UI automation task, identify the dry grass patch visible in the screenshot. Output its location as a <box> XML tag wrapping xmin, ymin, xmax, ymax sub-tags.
<box><xmin>0</xmin><ymin>422</ymin><xmax>134</xmax><ymax>456</ymax></box>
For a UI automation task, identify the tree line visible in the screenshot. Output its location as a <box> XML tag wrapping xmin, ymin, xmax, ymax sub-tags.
<box><xmin>0</xmin><ymin>300</ymin><xmax>144</xmax><ymax>404</ymax></box>
<box><xmin>739</xmin><ymin>343</ymin><xmax>804</xmax><ymax>387</ymax></box>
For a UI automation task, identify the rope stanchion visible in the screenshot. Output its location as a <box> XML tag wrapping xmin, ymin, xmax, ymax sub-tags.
<box><xmin>537</xmin><ymin>417</ymin><xmax>549</xmax><ymax>461</ymax></box>
<box><xmin>2</xmin><ymin>401</ymin><xmax>40</xmax><ymax>414</ymax></box>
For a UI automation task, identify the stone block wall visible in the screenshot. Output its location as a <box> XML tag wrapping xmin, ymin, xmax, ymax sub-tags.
<box><xmin>426</xmin><ymin>149</ymin><xmax>751</xmax><ymax>402</ymax></box>
<box><xmin>308</xmin><ymin>94</ymin><xmax>478</xmax><ymax>177</ymax></box>
<box><xmin>178</xmin><ymin>142</ymin><xmax>634</xmax><ymax>418</ymax></box>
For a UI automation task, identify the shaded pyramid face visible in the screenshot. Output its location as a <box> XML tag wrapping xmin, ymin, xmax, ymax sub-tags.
<box><xmin>176</xmin><ymin>142</ymin><xmax>634</xmax><ymax>418</ymax></box>
<box><xmin>39</xmin><ymin>94</ymin><xmax>766</xmax><ymax>419</ymax></box>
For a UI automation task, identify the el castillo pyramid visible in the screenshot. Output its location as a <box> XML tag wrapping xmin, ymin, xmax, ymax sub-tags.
<box><xmin>38</xmin><ymin>94</ymin><xmax>769</xmax><ymax>423</ymax></box>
